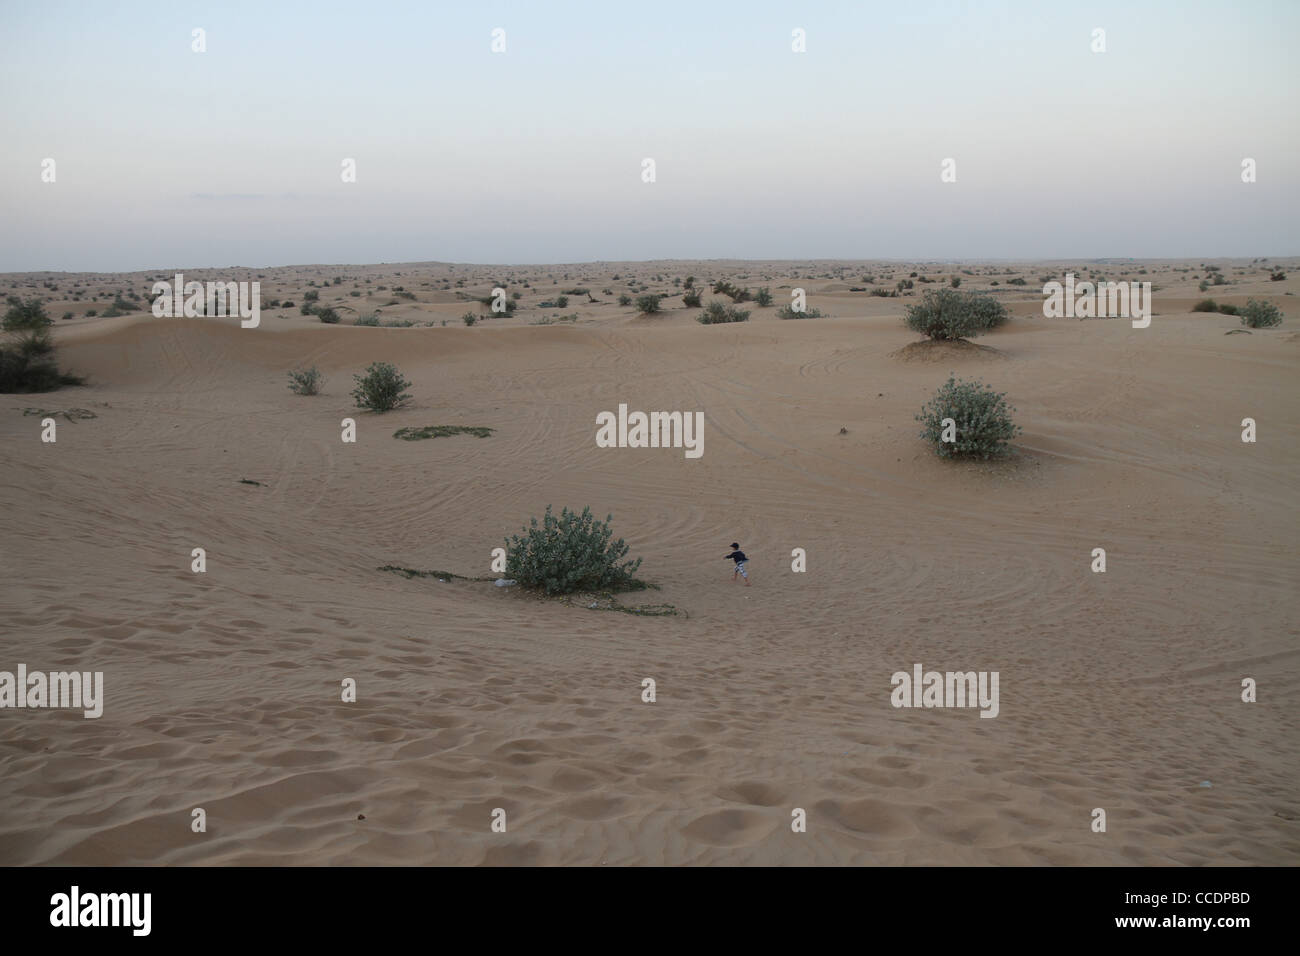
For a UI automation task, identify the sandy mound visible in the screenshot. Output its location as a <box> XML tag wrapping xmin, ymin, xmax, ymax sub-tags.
<box><xmin>889</xmin><ymin>338</ymin><xmax>1008</xmax><ymax>362</ymax></box>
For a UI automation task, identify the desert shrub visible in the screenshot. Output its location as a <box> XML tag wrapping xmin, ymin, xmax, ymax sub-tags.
<box><xmin>697</xmin><ymin>301</ymin><xmax>749</xmax><ymax>324</ymax></box>
<box><xmin>0</xmin><ymin>328</ymin><xmax>81</xmax><ymax>393</ymax></box>
<box><xmin>316</xmin><ymin>308</ymin><xmax>340</xmax><ymax>324</ymax></box>
<box><xmin>354</xmin><ymin>314</ymin><xmax>380</xmax><ymax>326</ymax></box>
<box><xmin>3</xmin><ymin>296</ymin><xmax>51</xmax><ymax>331</ymax></box>
<box><xmin>1269</xmin><ymin>271</ymin><xmax>1286</xmax><ymax>281</ymax></box>
<box><xmin>618</xmin><ymin>294</ymin><xmax>632</xmax><ymax>307</ymax></box>
<box><xmin>562</xmin><ymin>288</ymin><xmax>589</xmax><ymax>296</ymax></box>
<box><xmin>504</xmin><ymin>505</ymin><xmax>645</xmax><ymax>595</ymax></box>
<box><xmin>554</xmin><ymin>295</ymin><xmax>569</xmax><ymax>308</ymax></box>
<box><xmin>85</xmin><ymin>309</ymin><xmax>97</xmax><ymax>317</ymax></box>
<box><xmin>282</xmin><ymin>300</ymin><xmax>295</xmax><ymax>308</ymax></box>
<box><xmin>682</xmin><ymin>289</ymin><xmax>702</xmax><ymax>307</ymax></box>
<box><xmin>351</xmin><ymin>362</ymin><xmax>412</xmax><ymax>412</ymax></box>
<box><xmin>1192</xmin><ymin>299</ymin><xmax>1218</xmax><ymax>312</ymax></box>
<box><xmin>896</xmin><ymin>279</ymin><xmax>914</xmax><ymax>292</ymax></box>
<box><xmin>777</xmin><ymin>304</ymin><xmax>824</xmax><ymax>319</ymax></box>
<box><xmin>1198</xmin><ymin>280</ymin><xmax>1210</xmax><ymax>292</ymax></box>
<box><xmin>904</xmin><ymin>288</ymin><xmax>1005</xmax><ymax>339</ymax></box>
<box><xmin>303</xmin><ymin>290</ymin><xmax>319</xmax><ymax>303</ymax></box>
<box><xmin>684</xmin><ymin>276</ymin><xmax>695</xmax><ymax>288</ymax></box>
<box><xmin>61</xmin><ymin>312</ymin><xmax>72</xmax><ymax>321</ymax></box>
<box><xmin>1212</xmin><ymin>274</ymin><xmax>1227</xmax><ymax>286</ymax></box>
<box><xmin>635</xmin><ymin>294</ymin><xmax>662</xmax><ymax>314</ymax></box>
<box><xmin>462</xmin><ymin>312</ymin><xmax>477</xmax><ymax>326</ymax></box>
<box><xmin>384</xmin><ymin>319</ymin><xmax>416</xmax><ymax>327</ymax></box>
<box><xmin>755</xmin><ymin>287</ymin><xmax>773</xmax><ymax>307</ymax></box>
<box><xmin>1218</xmin><ymin>304</ymin><xmax>1239</xmax><ymax>316</ymax></box>
<box><xmin>950</xmin><ymin>277</ymin><xmax>962</xmax><ymax>288</ymax></box>
<box><xmin>966</xmin><ymin>294</ymin><xmax>1010</xmax><ymax>330</ymax></box>
<box><xmin>350</xmin><ymin>290</ymin><xmax>361</xmax><ymax>297</ymax></box>
<box><xmin>287</xmin><ymin>366</ymin><xmax>323</xmax><ymax>395</ymax></box>
<box><xmin>0</xmin><ymin>297</ymin><xmax>82</xmax><ymax>392</ymax></box>
<box><xmin>869</xmin><ymin>288</ymin><xmax>898</xmax><ymax>298</ymax></box>
<box><xmin>1240</xmin><ymin>299</ymin><xmax>1282</xmax><ymax>328</ymax></box>
<box><xmin>916</xmin><ymin>376</ymin><xmax>1021</xmax><ymax>460</ymax></box>
<box><xmin>1006</xmin><ymin>277</ymin><xmax>1027</xmax><ymax>285</ymax></box>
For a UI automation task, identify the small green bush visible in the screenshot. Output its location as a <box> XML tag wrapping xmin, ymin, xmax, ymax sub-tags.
<box><xmin>462</xmin><ymin>312</ymin><xmax>477</xmax><ymax>326</ymax></box>
<box><xmin>303</xmin><ymin>290</ymin><xmax>319</xmax><ymax>302</ymax></box>
<box><xmin>351</xmin><ymin>362</ymin><xmax>412</xmax><ymax>412</ymax></box>
<box><xmin>354</xmin><ymin>314</ymin><xmax>380</xmax><ymax>326</ymax></box>
<box><xmin>777</xmin><ymin>304</ymin><xmax>824</xmax><ymax>319</ymax></box>
<box><xmin>1192</xmin><ymin>299</ymin><xmax>1218</xmax><ymax>312</ymax></box>
<box><xmin>755</xmin><ymin>287</ymin><xmax>773</xmax><ymax>307</ymax></box>
<box><xmin>635</xmin><ymin>294</ymin><xmax>662</xmax><ymax>314</ymax></box>
<box><xmin>1240</xmin><ymin>299</ymin><xmax>1282</xmax><ymax>328</ymax></box>
<box><xmin>682</xmin><ymin>289</ymin><xmax>702</xmax><ymax>308</ymax></box>
<box><xmin>950</xmin><ymin>277</ymin><xmax>962</xmax><ymax>288</ymax></box>
<box><xmin>697</xmin><ymin>301</ymin><xmax>749</xmax><ymax>324</ymax></box>
<box><xmin>316</xmin><ymin>307</ymin><xmax>340</xmax><ymax>324</ymax></box>
<box><xmin>618</xmin><ymin>294</ymin><xmax>632</xmax><ymax>307</ymax></box>
<box><xmin>916</xmin><ymin>376</ymin><xmax>1021</xmax><ymax>460</ymax></box>
<box><xmin>504</xmin><ymin>505</ymin><xmax>645</xmax><ymax>595</ymax></box>
<box><xmin>287</xmin><ymin>366</ymin><xmax>323</xmax><ymax>395</ymax></box>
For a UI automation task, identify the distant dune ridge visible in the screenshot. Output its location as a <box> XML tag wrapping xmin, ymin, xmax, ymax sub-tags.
<box><xmin>1</xmin><ymin>258</ymin><xmax>1297</xmax><ymax>865</ymax></box>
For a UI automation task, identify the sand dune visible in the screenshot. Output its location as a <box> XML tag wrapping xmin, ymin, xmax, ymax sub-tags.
<box><xmin>2</xmin><ymin>260</ymin><xmax>1297</xmax><ymax>865</ymax></box>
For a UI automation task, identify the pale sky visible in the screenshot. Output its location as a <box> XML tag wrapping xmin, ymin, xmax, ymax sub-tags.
<box><xmin>1</xmin><ymin>0</ymin><xmax>1296</xmax><ymax>271</ymax></box>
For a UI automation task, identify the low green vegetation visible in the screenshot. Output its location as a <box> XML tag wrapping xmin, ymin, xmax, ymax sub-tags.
<box><xmin>393</xmin><ymin>425</ymin><xmax>495</xmax><ymax>440</ymax></box>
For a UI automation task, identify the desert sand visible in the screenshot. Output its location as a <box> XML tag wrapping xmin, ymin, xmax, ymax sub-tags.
<box><xmin>1</xmin><ymin>258</ymin><xmax>1297</xmax><ymax>865</ymax></box>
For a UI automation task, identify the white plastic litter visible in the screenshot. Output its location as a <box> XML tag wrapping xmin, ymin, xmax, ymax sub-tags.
<box><xmin>494</xmin><ymin>579</ymin><xmax>517</xmax><ymax>587</ymax></box>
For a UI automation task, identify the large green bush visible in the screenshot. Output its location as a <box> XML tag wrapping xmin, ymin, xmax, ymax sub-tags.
<box><xmin>351</xmin><ymin>362</ymin><xmax>412</xmax><ymax>412</ymax></box>
<box><xmin>0</xmin><ymin>297</ymin><xmax>81</xmax><ymax>393</ymax></box>
<box><xmin>1239</xmin><ymin>299</ymin><xmax>1282</xmax><ymax>328</ymax></box>
<box><xmin>904</xmin><ymin>289</ymin><xmax>1008</xmax><ymax>340</ymax></box>
<box><xmin>915</xmin><ymin>375</ymin><xmax>1021</xmax><ymax>459</ymax></box>
<box><xmin>504</xmin><ymin>505</ymin><xmax>645</xmax><ymax>595</ymax></box>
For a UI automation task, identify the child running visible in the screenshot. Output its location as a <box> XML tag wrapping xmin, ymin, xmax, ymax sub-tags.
<box><xmin>724</xmin><ymin>543</ymin><xmax>750</xmax><ymax>586</ymax></box>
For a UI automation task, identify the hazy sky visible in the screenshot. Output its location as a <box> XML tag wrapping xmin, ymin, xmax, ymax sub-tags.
<box><xmin>1</xmin><ymin>0</ymin><xmax>1297</xmax><ymax>271</ymax></box>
